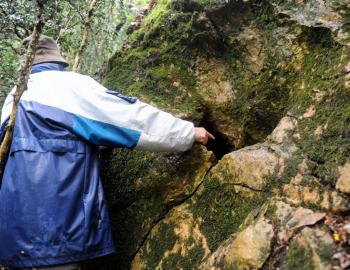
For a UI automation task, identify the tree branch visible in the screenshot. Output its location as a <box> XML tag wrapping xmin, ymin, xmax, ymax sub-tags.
<box><xmin>0</xmin><ymin>1</ymin><xmax>47</xmax><ymax>184</ymax></box>
<box><xmin>72</xmin><ymin>0</ymin><xmax>99</xmax><ymax>72</ymax></box>
<box><xmin>55</xmin><ymin>14</ymin><xmax>75</xmax><ymax>44</ymax></box>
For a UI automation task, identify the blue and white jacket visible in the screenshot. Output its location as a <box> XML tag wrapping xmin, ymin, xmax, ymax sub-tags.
<box><xmin>0</xmin><ymin>63</ymin><xmax>195</xmax><ymax>268</ymax></box>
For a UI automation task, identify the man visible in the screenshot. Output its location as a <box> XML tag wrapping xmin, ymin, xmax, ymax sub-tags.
<box><xmin>0</xmin><ymin>35</ymin><xmax>214</xmax><ymax>270</ymax></box>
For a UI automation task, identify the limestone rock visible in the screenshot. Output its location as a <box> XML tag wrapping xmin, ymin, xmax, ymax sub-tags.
<box><xmin>274</xmin><ymin>200</ymin><xmax>295</xmax><ymax>225</ymax></box>
<box><xmin>131</xmin><ymin>204</ymin><xmax>211</xmax><ymax>270</ymax></box>
<box><xmin>268</xmin><ymin>116</ymin><xmax>298</xmax><ymax>145</ymax></box>
<box><xmin>195</xmin><ymin>57</ymin><xmax>234</xmax><ymax>105</ymax></box>
<box><xmin>283</xmin><ymin>184</ymin><xmax>350</xmax><ymax>212</ymax></box>
<box><xmin>93</xmin><ymin>0</ymin><xmax>350</xmax><ymax>269</ymax></box>
<box><xmin>211</xmin><ymin>143</ymin><xmax>291</xmax><ymax>190</ymax></box>
<box><xmin>302</xmin><ymin>105</ymin><xmax>316</xmax><ymax>118</ymax></box>
<box><xmin>272</xmin><ymin>0</ymin><xmax>348</xmax><ymax>45</ymax></box>
<box><xmin>268</xmin><ymin>200</ymin><xmax>325</xmax><ymax>243</ymax></box>
<box><xmin>336</xmin><ymin>163</ymin><xmax>350</xmax><ymax>194</ymax></box>
<box><xmin>236</xmin><ymin>26</ymin><xmax>265</xmax><ymax>74</ymax></box>
<box><xmin>195</xmin><ymin>57</ymin><xmax>242</xmax><ymax>146</ymax></box>
<box><xmin>224</xmin><ymin>218</ymin><xmax>273</xmax><ymax>268</ymax></box>
<box><xmin>286</xmin><ymin>207</ymin><xmax>325</xmax><ymax>231</ymax></box>
<box><xmin>278</xmin><ymin>206</ymin><xmax>326</xmax><ymax>243</ymax></box>
<box><xmin>131</xmin><ymin>157</ymin><xmax>269</xmax><ymax>269</ymax></box>
<box><xmin>159</xmin><ymin>146</ymin><xmax>216</xmax><ymax>204</ymax></box>
<box><xmin>100</xmin><ymin>145</ymin><xmax>215</xmax><ymax>269</ymax></box>
<box><xmin>200</xmin><ymin>216</ymin><xmax>274</xmax><ymax>270</ymax></box>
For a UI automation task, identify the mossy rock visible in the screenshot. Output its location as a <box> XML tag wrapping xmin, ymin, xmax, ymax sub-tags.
<box><xmin>131</xmin><ymin>170</ymin><xmax>269</xmax><ymax>269</ymax></box>
<box><xmin>92</xmin><ymin>0</ymin><xmax>350</xmax><ymax>269</ymax></box>
<box><xmin>94</xmin><ymin>146</ymin><xmax>215</xmax><ymax>269</ymax></box>
<box><xmin>103</xmin><ymin>0</ymin><xmax>298</xmax><ymax>148</ymax></box>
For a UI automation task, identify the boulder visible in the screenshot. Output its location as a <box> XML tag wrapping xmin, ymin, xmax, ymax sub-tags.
<box><xmin>90</xmin><ymin>0</ymin><xmax>350</xmax><ymax>268</ymax></box>
<box><xmin>210</xmin><ymin>141</ymin><xmax>292</xmax><ymax>190</ymax></box>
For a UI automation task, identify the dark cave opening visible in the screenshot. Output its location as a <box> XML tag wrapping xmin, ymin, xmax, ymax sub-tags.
<box><xmin>199</xmin><ymin>118</ymin><xmax>235</xmax><ymax>160</ymax></box>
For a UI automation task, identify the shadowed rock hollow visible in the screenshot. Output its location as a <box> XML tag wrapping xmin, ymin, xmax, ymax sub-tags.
<box><xmin>85</xmin><ymin>0</ymin><xmax>350</xmax><ymax>269</ymax></box>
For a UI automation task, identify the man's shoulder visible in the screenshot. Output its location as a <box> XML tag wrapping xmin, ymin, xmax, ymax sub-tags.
<box><xmin>30</xmin><ymin>70</ymin><xmax>91</xmax><ymax>81</ymax></box>
<box><xmin>27</xmin><ymin>71</ymin><xmax>108</xmax><ymax>106</ymax></box>
<box><xmin>29</xmin><ymin>71</ymin><xmax>102</xmax><ymax>90</ymax></box>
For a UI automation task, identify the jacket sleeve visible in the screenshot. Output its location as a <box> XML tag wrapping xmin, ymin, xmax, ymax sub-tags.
<box><xmin>70</xmin><ymin>75</ymin><xmax>196</xmax><ymax>152</ymax></box>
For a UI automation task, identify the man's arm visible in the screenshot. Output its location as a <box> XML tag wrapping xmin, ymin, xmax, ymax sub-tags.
<box><xmin>69</xmin><ymin>75</ymin><xmax>214</xmax><ymax>152</ymax></box>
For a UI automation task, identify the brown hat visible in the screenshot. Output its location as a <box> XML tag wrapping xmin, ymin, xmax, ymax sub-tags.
<box><xmin>22</xmin><ymin>35</ymin><xmax>69</xmax><ymax>67</ymax></box>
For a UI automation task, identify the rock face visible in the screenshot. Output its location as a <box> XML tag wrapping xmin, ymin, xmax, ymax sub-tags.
<box><xmin>86</xmin><ymin>0</ymin><xmax>350</xmax><ymax>269</ymax></box>
<box><xmin>199</xmin><ymin>215</ymin><xmax>274</xmax><ymax>270</ymax></box>
<box><xmin>212</xmin><ymin>143</ymin><xmax>289</xmax><ymax>190</ymax></box>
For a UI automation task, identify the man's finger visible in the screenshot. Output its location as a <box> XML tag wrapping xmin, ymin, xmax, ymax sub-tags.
<box><xmin>207</xmin><ymin>131</ymin><xmax>215</xmax><ymax>140</ymax></box>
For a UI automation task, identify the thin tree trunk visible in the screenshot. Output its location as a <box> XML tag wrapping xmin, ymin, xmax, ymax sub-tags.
<box><xmin>56</xmin><ymin>14</ymin><xmax>74</xmax><ymax>44</ymax></box>
<box><xmin>0</xmin><ymin>0</ymin><xmax>47</xmax><ymax>184</ymax></box>
<box><xmin>72</xmin><ymin>0</ymin><xmax>99</xmax><ymax>72</ymax></box>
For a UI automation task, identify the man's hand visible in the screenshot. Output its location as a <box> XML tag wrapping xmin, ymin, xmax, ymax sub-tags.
<box><xmin>194</xmin><ymin>127</ymin><xmax>215</xmax><ymax>145</ymax></box>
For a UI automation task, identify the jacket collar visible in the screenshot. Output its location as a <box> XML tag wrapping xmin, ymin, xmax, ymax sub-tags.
<box><xmin>31</xmin><ymin>62</ymin><xmax>66</xmax><ymax>74</ymax></box>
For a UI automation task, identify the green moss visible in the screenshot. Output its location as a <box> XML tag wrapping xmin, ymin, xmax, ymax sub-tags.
<box><xmin>102</xmin><ymin>0</ymin><xmax>206</xmax><ymax>121</ymax></box>
<box><xmin>292</xmin><ymin>44</ymin><xmax>350</xmax><ymax>186</ymax></box>
<box><xmin>317</xmin><ymin>242</ymin><xmax>336</xmax><ymax>263</ymax></box>
<box><xmin>99</xmin><ymin>146</ymin><xmax>214</xmax><ymax>269</ymax></box>
<box><xmin>264</xmin><ymin>200</ymin><xmax>280</xmax><ymax>225</ymax></box>
<box><xmin>282</xmin><ymin>240</ymin><xmax>314</xmax><ymax>270</ymax></box>
<box><xmin>100</xmin><ymin>148</ymin><xmax>159</xmax><ymax>208</ymax></box>
<box><xmin>139</xmin><ymin>0</ymin><xmax>170</xmax><ymax>29</ymax></box>
<box><xmin>103</xmin><ymin>39</ymin><xmax>203</xmax><ymax>120</ymax></box>
<box><xmin>161</xmin><ymin>244</ymin><xmax>206</xmax><ymax>269</ymax></box>
<box><xmin>224</xmin><ymin>262</ymin><xmax>251</xmax><ymax>270</ymax></box>
<box><xmin>112</xmin><ymin>194</ymin><xmax>166</xmax><ymax>269</ymax></box>
<box><xmin>190</xmin><ymin>175</ymin><xmax>267</xmax><ymax>251</ymax></box>
<box><xmin>223</xmin><ymin>5</ymin><xmax>294</xmax><ymax>146</ymax></box>
<box><xmin>254</xmin><ymin>19</ymin><xmax>350</xmax><ymax>191</ymax></box>
<box><xmin>142</xmin><ymin>220</ymin><xmax>178</xmax><ymax>269</ymax></box>
<box><xmin>140</xmin><ymin>216</ymin><xmax>206</xmax><ymax>269</ymax></box>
